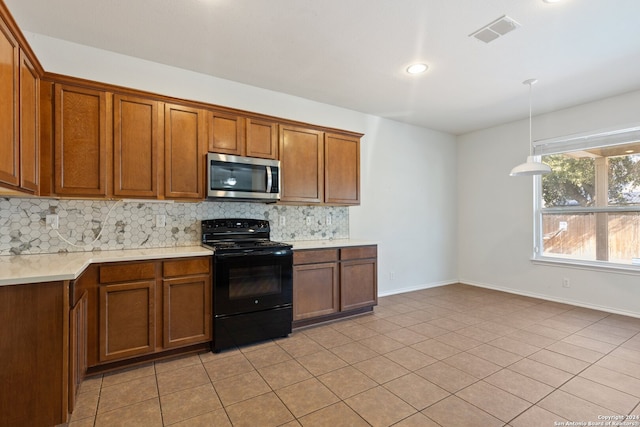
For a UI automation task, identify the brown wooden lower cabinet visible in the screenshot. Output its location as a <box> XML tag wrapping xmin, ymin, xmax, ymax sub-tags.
<box><xmin>0</xmin><ymin>255</ymin><xmax>212</xmax><ymax>426</ymax></box>
<box><xmin>162</xmin><ymin>275</ymin><xmax>211</xmax><ymax>348</ymax></box>
<box><xmin>293</xmin><ymin>261</ymin><xmax>339</xmax><ymax>321</ymax></box>
<box><xmin>293</xmin><ymin>245</ymin><xmax>377</xmax><ymax>327</ymax></box>
<box><xmin>340</xmin><ymin>246</ymin><xmax>378</xmax><ymax>311</ymax></box>
<box><xmin>88</xmin><ymin>257</ymin><xmax>212</xmax><ymax>366</ymax></box>
<box><xmin>99</xmin><ymin>279</ymin><xmax>156</xmax><ymax>362</ymax></box>
<box><xmin>0</xmin><ymin>281</ymin><xmax>70</xmax><ymax>427</ymax></box>
<box><xmin>69</xmin><ymin>291</ymin><xmax>88</xmax><ymax>414</ymax></box>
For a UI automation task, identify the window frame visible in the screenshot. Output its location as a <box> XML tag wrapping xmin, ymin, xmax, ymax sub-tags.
<box><xmin>532</xmin><ymin>125</ymin><xmax>640</xmax><ymax>273</ymax></box>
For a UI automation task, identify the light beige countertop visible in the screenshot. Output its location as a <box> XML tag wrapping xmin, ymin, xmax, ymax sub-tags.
<box><xmin>0</xmin><ymin>246</ymin><xmax>213</xmax><ymax>286</ymax></box>
<box><xmin>1</xmin><ymin>240</ymin><xmax>378</xmax><ymax>286</ymax></box>
<box><xmin>288</xmin><ymin>239</ymin><xmax>377</xmax><ymax>250</ymax></box>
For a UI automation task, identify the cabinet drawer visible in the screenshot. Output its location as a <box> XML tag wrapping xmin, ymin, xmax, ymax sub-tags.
<box><xmin>99</xmin><ymin>262</ymin><xmax>156</xmax><ymax>284</ymax></box>
<box><xmin>294</xmin><ymin>249</ymin><xmax>338</xmax><ymax>265</ymax></box>
<box><xmin>340</xmin><ymin>246</ymin><xmax>377</xmax><ymax>260</ymax></box>
<box><xmin>163</xmin><ymin>257</ymin><xmax>211</xmax><ymax>278</ymax></box>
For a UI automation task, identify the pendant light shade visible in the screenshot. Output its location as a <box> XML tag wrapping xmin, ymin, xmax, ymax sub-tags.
<box><xmin>510</xmin><ymin>79</ymin><xmax>552</xmax><ymax>176</ymax></box>
<box><xmin>509</xmin><ymin>155</ymin><xmax>551</xmax><ymax>175</ymax></box>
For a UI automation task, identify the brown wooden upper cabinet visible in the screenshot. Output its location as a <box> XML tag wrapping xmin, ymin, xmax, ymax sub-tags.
<box><xmin>46</xmin><ymin>85</ymin><xmax>206</xmax><ymax>200</ymax></box>
<box><xmin>164</xmin><ymin>103</ymin><xmax>206</xmax><ymax>199</ymax></box>
<box><xmin>37</xmin><ymin>76</ymin><xmax>360</xmax><ymax>203</ymax></box>
<box><xmin>208</xmin><ymin>110</ymin><xmax>243</xmax><ymax>156</ymax></box>
<box><xmin>19</xmin><ymin>51</ymin><xmax>39</xmax><ymax>193</ymax></box>
<box><xmin>279</xmin><ymin>126</ymin><xmax>361</xmax><ymax>205</ymax></box>
<box><xmin>246</xmin><ymin>117</ymin><xmax>278</xmax><ymax>159</ymax></box>
<box><xmin>113</xmin><ymin>94</ymin><xmax>162</xmax><ymax>198</ymax></box>
<box><xmin>0</xmin><ymin>16</ymin><xmax>19</xmax><ymax>189</ymax></box>
<box><xmin>208</xmin><ymin>110</ymin><xmax>278</xmax><ymax>160</ymax></box>
<box><xmin>279</xmin><ymin>125</ymin><xmax>325</xmax><ymax>203</ymax></box>
<box><xmin>325</xmin><ymin>133</ymin><xmax>360</xmax><ymax>205</ymax></box>
<box><xmin>54</xmin><ymin>84</ymin><xmax>110</xmax><ymax>197</ymax></box>
<box><xmin>0</xmin><ymin>16</ymin><xmax>39</xmax><ymax>194</ymax></box>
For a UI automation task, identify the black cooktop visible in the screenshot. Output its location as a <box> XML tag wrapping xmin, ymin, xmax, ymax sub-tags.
<box><xmin>201</xmin><ymin>218</ymin><xmax>290</xmax><ymax>253</ymax></box>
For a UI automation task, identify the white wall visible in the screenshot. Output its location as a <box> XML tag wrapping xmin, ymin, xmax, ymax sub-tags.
<box><xmin>351</xmin><ymin>116</ymin><xmax>458</xmax><ymax>295</ymax></box>
<box><xmin>25</xmin><ymin>33</ymin><xmax>459</xmax><ymax>295</ymax></box>
<box><xmin>458</xmin><ymin>89</ymin><xmax>640</xmax><ymax>317</ymax></box>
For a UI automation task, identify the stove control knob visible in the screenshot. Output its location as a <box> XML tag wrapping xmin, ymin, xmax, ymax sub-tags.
<box><xmin>254</xmin><ymin>300</ymin><xmax>259</xmax><ymax>304</ymax></box>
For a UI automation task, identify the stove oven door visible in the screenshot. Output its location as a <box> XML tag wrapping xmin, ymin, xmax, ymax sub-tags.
<box><xmin>213</xmin><ymin>248</ymin><xmax>293</xmax><ymax>316</ymax></box>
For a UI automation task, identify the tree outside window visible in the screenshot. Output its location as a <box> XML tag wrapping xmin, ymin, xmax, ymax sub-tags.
<box><xmin>539</xmin><ymin>142</ymin><xmax>640</xmax><ymax>265</ymax></box>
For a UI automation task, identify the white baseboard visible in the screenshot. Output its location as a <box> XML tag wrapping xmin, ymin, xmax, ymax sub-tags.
<box><xmin>378</xmin><ymin>280</ymin><xmax>457</xmax><ymax>298</ymax></box>
<box><xmin>459</xmin><ymin>278</ymin><xmax>640</xmax><ymax>319</ymax></box>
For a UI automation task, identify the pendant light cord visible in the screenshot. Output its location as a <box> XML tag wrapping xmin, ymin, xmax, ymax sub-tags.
<box><xmin>528</xmin><ymin>82</ymin><xmax>533</xmax><ymax>156</ymax></box>
<box><xmin>523</xmin><ymin>78</ymin><xmax>537</xmax><ymax>156</ymax></box>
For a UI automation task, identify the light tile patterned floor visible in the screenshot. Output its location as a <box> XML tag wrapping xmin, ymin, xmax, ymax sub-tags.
<box><xmin>67</xmin><ymin>284</ymin><xmax>640</xmax><ymax>426</ymax></box>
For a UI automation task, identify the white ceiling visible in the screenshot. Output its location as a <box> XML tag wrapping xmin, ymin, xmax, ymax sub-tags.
<box><xmin>6</xmin><ymin>0</ymin><xmax>640</xmax><ymax>135</ymax></box>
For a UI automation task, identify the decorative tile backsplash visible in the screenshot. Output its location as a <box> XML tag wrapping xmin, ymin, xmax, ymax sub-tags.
<box><xmin>0</xmin><ymin>197</ymin><xmax>349</xmax><ymax>256</ymax></box>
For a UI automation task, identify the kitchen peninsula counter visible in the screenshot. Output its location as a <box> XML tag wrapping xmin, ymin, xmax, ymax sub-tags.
<box><xmin>0</xmin><ymin>246</ymin><xmax>213</xmax><ymax>286</ymax></box>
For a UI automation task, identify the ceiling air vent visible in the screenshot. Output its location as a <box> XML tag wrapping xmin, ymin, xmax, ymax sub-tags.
<box><xmin>469</xmin><ymin>15</ymin><xmax>520</xmax><ymax>43</ymax></box>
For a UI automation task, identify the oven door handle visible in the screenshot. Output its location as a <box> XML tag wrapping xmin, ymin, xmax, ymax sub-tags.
<box><xmin>215</xmin><ymin>249</ymin><xmax>292</xmax><ymax>259</ymax></box>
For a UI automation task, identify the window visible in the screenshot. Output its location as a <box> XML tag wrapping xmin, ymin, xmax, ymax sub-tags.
<box><xmin>533</xmin><ymin>127</ymin><xmax>640</xmax><ymax>269</ymax></box>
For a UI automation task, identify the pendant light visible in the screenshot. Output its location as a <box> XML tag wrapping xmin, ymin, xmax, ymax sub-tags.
<box><xmin>510</xmin><ymin>78</ymin><xmax>552</xmax><ymax>176</ymax></box>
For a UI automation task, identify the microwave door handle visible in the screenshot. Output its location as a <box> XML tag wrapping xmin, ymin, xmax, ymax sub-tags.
<box><xmin>266</xmin><ymin>166</ymin><xmax>273</xmax><ymax>192</ymax></box>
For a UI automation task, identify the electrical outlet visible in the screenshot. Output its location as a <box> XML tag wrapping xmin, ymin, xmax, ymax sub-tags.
<box><xmin>326</xmin><ymin>216</ymin><xmax>332</xmax><ymax>225</ymax></box>
<box><xmin>306</xmin><ymin>217</ymin><xmax>312</xmax><ymax>226</ymax></box>
<box><xmin>389</xmin><ymin>271</ymin><xmax>395</xmax><ymax>281</ymax></box>
<box><xmin>562</xmin><ymin>278</ymin><xmax>570</xmax><ymax>288</ymax></box>
<box><xmin>46</xmin><ymin>214</ymin><xmax>59</xmax><ymax>230</ymax></box>
<box><xmin>279</xmin><ymin>216</ymin><xmax>286</xmax><ymax>226</ymax></box>
<box><xmin>156</xmin><ymin>214</ymin><xmax>166</xmax><ymax>228</ymax></box>
<box><xmin>559</xmin><ymin>221</ymin><xmax>568</xmax><ymax>231</ymax></box>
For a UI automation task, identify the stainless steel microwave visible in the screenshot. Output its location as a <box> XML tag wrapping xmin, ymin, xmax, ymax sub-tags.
<box><xmin>207</xmin><ymin>153</ymin><xmax>280</xmax><ymax>202</ymax></box>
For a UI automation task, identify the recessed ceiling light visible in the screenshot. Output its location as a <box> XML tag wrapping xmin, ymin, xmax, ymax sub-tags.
<box><xmin>406</xmin><ymin>63</ymin><xmax>428</xmax><ymax>74</ymax></box>
<box><xmin>543</xmin><ymin>0</ymin><xmax>562</xmax><ymax>3</ymax></box>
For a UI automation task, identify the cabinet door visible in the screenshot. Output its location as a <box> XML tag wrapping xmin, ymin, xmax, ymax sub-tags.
<box><xmin>293</xmin><ymin>262</ymin><xmax>339</xmax><ymax>321</ymax></box>
<box><xmin>164</xmin><ymin>103</ymin><xmax>205</xmax><ymax>199</ymax></box>
<box><xmin>54</xmin><ymin>84</ymin><xmax>110</xmax><ymax>197</ymax></box>
<box><xmin>246</xmin><ymin>118</ymin><xmax>278</xmax><ymax>159</ymax></box>
<box><xmin>113</xmin><ymin>94</ymin><xmax>161</xmax><ymax>197</ymax></box>
<box><xmin>99</xmin><ymin>280</ymin><xmax>155</xmax><ymax>362</ymax></box>
<box><xmin>69</xmin><ymin>291</ymin><xmax>87</xmax><ymax>413</ymax></box>
<box><xmin>0</xmin><ymin>17</ymin><xmax>19</xmax><ymax>187</ymax></box>
<box><xmin>340</xmin><ymin>258</ymin><xmax>377</xmax><ymax>311</ymax></box>
<box><xmin>325</xmin><ymin>133</ymin><xmax>360</xmax><ymax>205</ymax></box>
<box><xmin>19</xmin><ymin>50</ymin><xmax>38</xmax><ymax>193</ymax></box>
<box><xmin>162</xmin><ymin>275</ymin><xmax>211</xmax><ymax>348</ymax></box>
<box><xmin>279</xmin><ymin>125</ymin><xmax>324</xmax><ymax>203</ymax></box>
<box><xmin>208</xmin><ymin>110</ymin><xmax>244</xmax><ymax>156</ymax></box>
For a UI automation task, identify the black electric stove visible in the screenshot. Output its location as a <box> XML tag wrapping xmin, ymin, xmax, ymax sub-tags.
<box><xmin>201</xmin><ymin>219</ymin><xmax>293</xmax><ymax>352</ymax></box>
<box><xmin>201</xmin><ymin>219</ymin><xmax>291</xmax><ymax>253</ymax></box>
